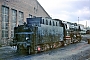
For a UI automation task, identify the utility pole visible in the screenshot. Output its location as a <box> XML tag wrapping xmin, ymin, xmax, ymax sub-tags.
<box><xmin>78</xmin><ymin>17</ymin><xmax>79</xmax><ymax>24</ymax></box>
<box><xmin>86</xmin><ymin>21</ymin><xmax>87</xmax><ymax>29</ymax></box>
<box><xmin>78</xmin><ymin>17</ymin><xmax>79</xmax><ymax>33</ymax></box>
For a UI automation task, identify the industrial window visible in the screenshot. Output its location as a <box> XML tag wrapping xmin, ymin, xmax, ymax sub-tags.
<box><xmin>19</xmin><ymin>11</ymin><xmax>24</xmax><ymax>25</ymax></box>
<box><xmin>56</xmin><ymin>22</ymin><xmax>57</xmax><ymax>26</ymax></box>
<box><xmin>53</xmin><ymin>21</ymin><xmax>55</xmax><ymax>26</ymax></box>
<box><xmin>49</xmin><ymin>20</ymin><xmax>51</xmax><ymax>25</ymax></box>
<box><xmin>1</xmin><ymin>6</ymin><xmax>9</xmax><ymax>38</ymax></box>
<box><xmin>46</xmin><ymin>20</ymin><xmax>48</xmax><ymax>25</ymax></box>
<box><xmin>11</xmin><ymin>9</ymin><xmax>17</xmax><ymax>23</ymax></box>
<box><xmin>1</xmin><ymin>22</ymin><xmax>8</xmax><ymax>29</ymax></box>
<box><xmin>40</xmin><ymin>19</ymin><xmax>42</xmax><ymax>24</ymax></box>
<box><xmin>11</xmin><ymin>9</ymin><xmax>17</xmax><ymax>37</ymax></box>
<box><xmin>42</xmin><ymin>19</ymin><xmax>44</xmax><ymax>24</ymax></box>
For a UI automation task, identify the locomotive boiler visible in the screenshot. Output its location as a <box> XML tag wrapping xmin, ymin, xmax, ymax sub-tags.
<box><xmin>12</xmin><ymin>17</ymin><xmax>81</xmax><ymax>54</ymax></box>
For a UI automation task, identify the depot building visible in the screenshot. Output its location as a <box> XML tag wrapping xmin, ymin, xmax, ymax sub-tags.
<box><xmin>0</xmin><ymin>0</ymin><xmax>51</xmax><ymax>45</ymax></box>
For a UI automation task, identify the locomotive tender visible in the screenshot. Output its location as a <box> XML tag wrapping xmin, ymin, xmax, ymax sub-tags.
<box><xmin>12</xmin><ymin>17</ymin><xmax>81</xmax><ymax>54</ymax></box>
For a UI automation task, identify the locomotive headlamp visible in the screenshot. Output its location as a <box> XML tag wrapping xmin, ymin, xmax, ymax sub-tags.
<box><xmin>74</xmin><ymin>35</ymin><xmax>76</xmax><ymax>37</ymax></box>
<box><xmin>26</xmin><ymin>37</ymin><xmax>29</xmax><ymax>40</ymax></box>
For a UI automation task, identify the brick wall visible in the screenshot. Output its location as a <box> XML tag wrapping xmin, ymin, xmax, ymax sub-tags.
<box><xmin>0</xmin><ymin>0</ymin><xmax>51</xmax><ymax>45</ymax></box>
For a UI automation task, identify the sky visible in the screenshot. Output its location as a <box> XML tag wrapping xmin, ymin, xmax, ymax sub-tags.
<box><xmin>37</xmin><ymin>0</ymin><xmax>90</xmax><ymax>27</ymax></box>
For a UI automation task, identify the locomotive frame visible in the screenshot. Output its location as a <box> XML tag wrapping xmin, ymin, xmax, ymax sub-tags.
<box><xmin>11</xmin><ymin>17</ymin><xmax>82</xmax><ymax>54</ymax></box>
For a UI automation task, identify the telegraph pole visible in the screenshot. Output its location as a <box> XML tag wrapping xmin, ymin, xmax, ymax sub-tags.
<box><xmin>78</xmin><ymin>17</ymin><xmax>79</xmax><ymax>24</ymax></box>
<box><xmin>78</xmin><ymin>17</ymin><xmax>79</xmax><ymax>33</ymax></box>
<box><xmin>86</xmin><ymin>21</ymin><xmax>87</xmax><ymax>29</ymax></box>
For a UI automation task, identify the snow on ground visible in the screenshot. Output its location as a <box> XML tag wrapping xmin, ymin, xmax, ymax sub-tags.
<box><xmin>5</xmin><ymin>41</ymin><xmax>90</xmax><ymax>60</ymax></box>
<box><xmin>0</xmin><ymin>35</ymin><xmax>90</xmax><ymax>60</ymax></box>
<box><xmin>20</xmin><ymin>42</ymin><xmax>90</xmax><ymax>60</ymax></box>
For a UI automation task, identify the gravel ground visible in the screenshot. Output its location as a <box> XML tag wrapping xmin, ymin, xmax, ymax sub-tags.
<box><xmin>0</xmin><ymin>46</ymin><xmax>17</xmax><ymax>60</ymax></box>
<box><xmin>0</xmin><ymin>35</ymin><xmax>90</xmax><ymax>60</ymax></box>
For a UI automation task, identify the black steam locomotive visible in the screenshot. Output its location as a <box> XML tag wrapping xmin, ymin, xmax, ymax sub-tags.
<box><xmin>12</xmin><ymin>17</ymin><xmax>81</xmax><ymax>54</ymax></box>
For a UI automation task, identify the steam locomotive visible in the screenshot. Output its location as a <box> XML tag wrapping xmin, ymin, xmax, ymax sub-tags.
<box><xmin>12</xmin><ymin>17</ymin><xmax>81</xmax><ymax>54</ymax></box>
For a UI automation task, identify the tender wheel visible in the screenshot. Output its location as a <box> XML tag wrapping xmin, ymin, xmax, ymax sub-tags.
<box><xmin>64</xmin><ymin>40</ymin><xmax>67</xmax><ymax>46</ymax></box>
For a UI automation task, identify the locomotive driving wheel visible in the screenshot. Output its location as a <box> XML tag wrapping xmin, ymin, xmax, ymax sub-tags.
<box><xmin>58</xmin><ymin>42</ymin><xmax>62</xmax><ymax>47</ymax></box>
<box><xmin>64</xmin><ymin>40</ymin><xmax>68</xmax><ymax>46</ymax></box>
<box><xmin>44</xmin><ymin>44</ymin><xmax>47</xmax><ymax>51</ymax></box>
